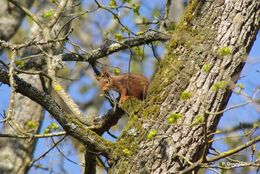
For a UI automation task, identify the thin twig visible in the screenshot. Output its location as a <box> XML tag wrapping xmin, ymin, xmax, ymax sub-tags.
<box><xmin>207</xmin><ymin>136</ymin><xmax>260</xmax><ymax>162</ymax></box>
<box><xmin>1</xmin><ymin>50</ymin><xmax>16</xmax><ymax>123</ymax></box>
<box><xmin>51</xmin><ymin>137</ymin><xmax>85</xmax><ymax>167</ymax></box>
<box><xmin>55</xmin><ymin>10</ymin><xmax>93</xmax><ymax>38</ymax></box>
<box><xmin>0</xmin><ymin>131</ymin><xmax>66</xmax><ymax>139</ymax></box>
<box><xmin>206</xmin><ymin>98</ymin><xmax>260</xmax><ymax>115</ymax></box>
<box><xmin>94</xmin><ymin>0</ymin><xmax>136</xmax><ymax>35</ymax></box>
<box><xmin>8</xmin><ymin>0</ymin><xmax>44</xmax><ymax>29</ymax></box>
<box><xmin>48</xmin><ymin>0</ymin><xmax>69</xmax><ymax>28</ymax></box>
<box><xmin>29</xmin><ymin>136</ymin><xmax>67</xmax><ymax>166</ymax></box>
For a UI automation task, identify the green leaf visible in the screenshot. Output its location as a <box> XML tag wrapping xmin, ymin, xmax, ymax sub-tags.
<box><xmin>45</xmin><ymin>122</ymin><xmax>59</xmax><ymax>133</ymax></box>
<box><xmin>109</xmin><ymin>0</ymin><xmax>117</xmax><ymax>8</ymax></box>
<box><xmin>217</xmin><ymin>47</ymin><xmax>232</xmax><ymax>56</ymax></box>
<box><xmin>120</xmin><ymin>27</ymin><xmax>127</xmax><ymax>33</ymax></box>
<box><xmin>44</xmin><ymin>128</ymin><xmax>50</xmax><ymax>134</ymax></box>
<box><xmin>113</xmin><ymin>68</ymin><xmax>120</xmax><ymax>75</ymax></box>
<box><xmin>167</xmin><ymin>113</ymin><xmax>183</xmax><ymax>124</ymax></box>
<box><xmin>53</xmin><ymin>84</ymin><xmax>63</xmax><ymax>91</ymax></box>
<box><xmin>211</xmin><ymin>81</ymin><xmax>228</xmax><ymax>91</ymax></box>
<box><xmin>50</xmin><ymin>122</ymin><xmax>59</xmax><ymax>130</ymax></box>
<box><xmin>114</xmin><ymin>33</ymin><xmax>123</xmax><ymax>42</ymax></box>
<box><xmin>202</xmin><ymin>64</ymin><xmax>211</xmax><ymax>73</ymax></box>
<box><xmin>133</xmin><ymin>4</ymin><xmax>141</xmax><ymax>16</ymax></box>
<box><xmin>192</xmin><ymin>115</ymin><xmax>205</xmax><ymax>125</ymax></box>
<box><xmin>15</xmin><ymin>60</ymin><xmax>25</xmax><ymax>68</ymax></box>
<box><xmin>235</xmin><ymin>89</ymin><xmax>241</xmax><ymax>94</ymax></box>
<box><xmin>147</xmin><ymin>129</ymin><xmax>157</xmax><ymax>140</ymax></box>
<box><xmin>180</xmin><ymin>91</ymin><xmax>192</xmax><ymax>100</ymax></box>
<box><xmin>26</xmin><ymin>120</ymin><xmax>37</xmax><ymax>129</ymax></box>
<box><xmin>136</xmin><ymin>30</ymin><xmax>145</xmax><ymax>35</ymax></box>
<box><xmin>218</xmin><ymin>162</ymin><xmax>227</xmax><ymax>174</ymax></box>
<box><xmin>122</xmin><ymin>148</ymin><xmax>132</xmax><ymax>156</ymax></box>
<box><xmin>218</xmin><ymin>161</ymin><xmax>225</xmax><ymax>167</ymax></box>
<box><xmin>257</xmin><ymin>151</ymin><xmax>260</xmax><ymax>160</ymax></box>
<box><xmin>253</xmin><ymin>122</ymin><xmax>259</xmax><ymax>128</ymax></box>
<box><xmin>167</xmin><ymin>117</ymin><xmax>175</xmax><ymax>124</ymax></box>
<box><xmin>132</xmin><ymin>115</ymin><xmax>138</xmax><ymax>121</ymax></box>
<box><xmin>134</xmin><ymin>46</ymin><xmax>143</xmax><ymax>58</ymax></box>
<box><xmin>34</xmin><ymin>164</ymin><xmax>44</xmax><ymax>168</ymax></box>
<box><xmin>239</xmin><ymin>83</ymin><xmax>245</xmax><ymax>89</ymax></box>
<box><xmin>122</xmin><ymin>0</ymin><xmax>131</xmax><ymax>3</ymax></box>
<box><xmin>215</xmin><ymin>129</ymin><xmax>222</xmax><ymax>134</ymax></box>
<box><xmin>43</xmin><ymin>10</ymin><xmax>54</xmax><ymax>18</ymax></box>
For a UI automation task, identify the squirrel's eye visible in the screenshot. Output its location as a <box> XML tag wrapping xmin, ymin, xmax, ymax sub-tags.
<box><xmin>105</xmin><ymin>80</ymin><xmax>109</xmax><ymax>84</ymax></box>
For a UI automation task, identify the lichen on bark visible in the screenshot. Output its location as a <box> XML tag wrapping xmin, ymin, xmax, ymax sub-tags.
<box><xmin>109</xmin><ymin>0</ymin><xmax>260</xmax><ymax>173</ymax></box>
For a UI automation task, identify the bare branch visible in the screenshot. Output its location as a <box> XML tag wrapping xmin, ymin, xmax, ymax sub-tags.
<box><xmin>1</xmin><ymin>50</ymin><xmax>16</xmax><ymax>123</ymax></box>
<box><xmin>0</xmin><ymin>131</ymin><xmax>66</xmax><ymax>139</ymax></box>
<box><xmin>22</xmin><ymin>30</ymin><xmax>169</xmax><ymax>69</ymax></box>
<box><xmin>207</xmin><ymin>136</ymin><xmax>260</xmax><ymax>163</ymax></box>
<box><xmin>48</xmin><ymin>0</ymin><xmax>68</xmax><ymax>28</ymax></box>
<box><xmin>8</xmin><ymin>0</ymin><xmax>44</xmax><ymax>29</ymax></box>
<box><xmin>0</xmin><ymin>30</ymin><xmax>71</xmax><ymax>50</ymax></box>
<box><xmin>62</xmin><ymin>30</ymin><xmax>169</xmax><ymax>62</ymax></box>
<box><xmin>0</xmin><ymin>66</ymin><xmax>115</xmax><ymax>158</ymax></box>
<box><xmin>206</xmin><ymin>98</ymin><xmax>260</xmax><ymax>115</ymax></box>
<box><xmin>29</xmin><ymin>136</ymin><xmax>67</xmax><ymax>166</ymax></box>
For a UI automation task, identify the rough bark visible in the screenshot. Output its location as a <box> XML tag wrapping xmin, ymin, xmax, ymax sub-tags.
<box><xmin>0</xmin><ymin>1</ymin><xmax>74</xmax><ymax>173</ymax></box>
<box><xmin>110</xmin><ymin>0</ymin><xmax>260</xmax><ymax>173</ymax></box>
<box><xmin>0</xmin><ymin>75</ymin><xmax>44</xmax><ymax>174</ymax></box>
<box><xmin>0</xmin><ymin>1</ymin><xmax>41</xmax><ymax>174</ymax></box>
<box><xmin>0</xmin><ymin>0</ymin><xmax>34</xmax><ymax>42</ymax></box>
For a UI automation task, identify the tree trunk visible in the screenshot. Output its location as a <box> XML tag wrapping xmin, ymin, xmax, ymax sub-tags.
<box><xmin>0</xmin><ymin>0</ymin><xmax>34</xmax><ymax>42</ymax></box>
<box><xmin>0</xmin><ymin>1</ymin><xmax>74</xmax><ymax>173</ymax></box>
<box><xmin>0</xmin><ymin>1</ymin><xmax>42</xmax><ymax>174</ymax></box>
<box><xmin>0</xmin><ymin>76</ymin><xmax>44</xmax><ymax>174</ymax></box>
<box><xmin>110</xmin><ymin>0</ymin><xmax>260</xmax><ymax>173</ymax></box>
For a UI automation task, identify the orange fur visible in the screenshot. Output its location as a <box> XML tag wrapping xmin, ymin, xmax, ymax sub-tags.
<box><xmin>98</xmin><ymin>72</ymin><xmax>149</xmax><ymax>104</ymax></box>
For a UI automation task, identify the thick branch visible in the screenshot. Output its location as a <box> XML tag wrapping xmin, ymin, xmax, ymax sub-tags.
<box><xmin>22</xmin><ymin>30</ymin><xmax>169</xmax><ymax>76</ymax></box>
<box><xmin>91</xmin><ymin>107</ymin><xmax>125</xmax><ymax>135</ymax></box>
<box><xmin>0</xmin><ymin>67</ymin><xmax>114</xmax><ymax>157</ymax></box>
<box><xmin>62</xmin><ymin>30</ymin><xmax>169</xmax><ymax>62</ymax></box>
<box><xmin>109</xmin><ymin>0</ymin><xmax>260</xmax><ymax>173</ymax></box>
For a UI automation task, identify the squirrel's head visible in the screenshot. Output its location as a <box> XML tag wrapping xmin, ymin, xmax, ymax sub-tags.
<box><xmin>98</xmin><ymin>71</ymin><xmax>113</xmax><ymax>91</ymax></box>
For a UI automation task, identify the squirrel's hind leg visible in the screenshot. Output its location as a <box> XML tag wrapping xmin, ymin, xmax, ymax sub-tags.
<box><xmin>119</xmin><ymin>95</ymin><xmax>130</xmax><ymax>105</ymax></box>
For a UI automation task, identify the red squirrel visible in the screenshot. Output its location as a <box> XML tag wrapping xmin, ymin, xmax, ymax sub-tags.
<box><xmin>98</xmin><ymin>72</ymin><xmax>149</xmax><ymax>104</ymax></box>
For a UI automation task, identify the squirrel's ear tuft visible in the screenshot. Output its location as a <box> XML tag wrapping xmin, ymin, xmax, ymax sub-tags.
<box><xmin>103</xmin><ymin>71</ymin><xmax>110</xmax><ymax>78</ymax></box>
